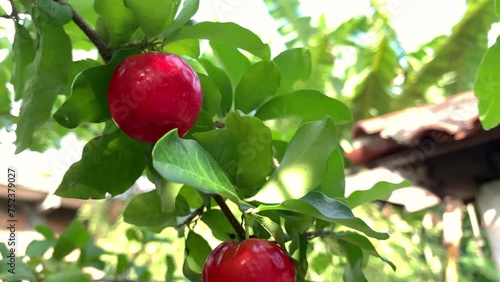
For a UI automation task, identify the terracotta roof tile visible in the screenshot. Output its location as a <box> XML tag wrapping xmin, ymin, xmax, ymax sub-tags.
<box><xmin>346</xmin><ymin>90</ymin><xmax>484</xmax><ymax>165</ymax></box>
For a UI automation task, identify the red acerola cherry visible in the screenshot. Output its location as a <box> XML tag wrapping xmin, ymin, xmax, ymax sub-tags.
<box><xmin>107</xmin><ymin>52</ymin><xmax>202</xmax><ymax>143</ymax></box>
<box><xmin>202</xmin><ymin>238</ymin><xmax>296</xmax><ymax>282</ymax></box>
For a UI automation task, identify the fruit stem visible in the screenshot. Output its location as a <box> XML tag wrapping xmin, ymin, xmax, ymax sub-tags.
<box><xmin>213</xmin><ymin>195</ymin><xmax>246</xmax><ymax>241</ymax></box>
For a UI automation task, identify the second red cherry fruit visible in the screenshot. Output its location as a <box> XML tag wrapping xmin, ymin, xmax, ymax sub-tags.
<box><xmin>107</xmin><ymin>52</ymin><xmax>203</xmax><ymax>143</ymax></box>
<box><xmin>203</xmin><ymin>238</ymin><xmax>296</xmax><ymax>282</ymax></box>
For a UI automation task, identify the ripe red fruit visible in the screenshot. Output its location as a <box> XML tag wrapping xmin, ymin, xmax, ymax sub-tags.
<box><xmin>203</xmin><ymin>238</ymin><xmax>296</xmax><ymax>282</ymax></box>
<box><xmin>107</xmin><ymin>52</ymin><xmax>203</xmax><ymax>143</ymax></box>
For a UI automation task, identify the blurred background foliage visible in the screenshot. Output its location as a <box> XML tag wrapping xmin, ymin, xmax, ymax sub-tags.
<box><xmin>17</xmin><ymin>199</ymin><xmax>493</xmax><ymax>281</ymax></box>
<box><xmin>0</xmin><ymin>0</ymin><xmax>499</xmax><ymax>281</ymax></box>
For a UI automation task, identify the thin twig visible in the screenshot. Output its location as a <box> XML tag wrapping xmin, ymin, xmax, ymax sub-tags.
<box><xmin>213</xmin><ymin>195</ymin><xmax>246</xmax><ymax>240</ymax></box>
<box><xmin>55</xmin><ymin>0</ymin><xmax>113</xmax><ymax>62</ymax></box>
<box><xmin>177</xmin><ymin>205</ymin><xmax>205</xmax><ymax>228</ymax></box>
<box><xmin>303</xmin><ymin>229</ymin><xmax>334</xmax><ymax>240</ymax></box>
<box><xmin>8</xmin><ymin>0</ymin><xmax>19</xmax><ymax>21</ymax></box>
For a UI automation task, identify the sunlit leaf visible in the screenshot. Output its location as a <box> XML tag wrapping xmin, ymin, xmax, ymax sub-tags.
<box><xmin>475</xmin><ymin>36</ymin><xmax>500</xmax><ymax>130</ymax></box>
<box><xmin>252</xmin><ymin>116</ymin><xmax>337</xmax><ymax>203</ymax></box>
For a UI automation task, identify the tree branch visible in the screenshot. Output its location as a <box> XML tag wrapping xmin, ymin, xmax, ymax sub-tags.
<box><xmin>213</xmin><ymin>195</ymin><xmax>246</xmax><ymax>240</ymax></box>
<box><xmin>55</xmin><ymin>0</ymin><xmax>113</xmax><ymax>63</ymax></box>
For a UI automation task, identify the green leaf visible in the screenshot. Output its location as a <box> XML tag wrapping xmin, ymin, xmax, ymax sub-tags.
<box><xmin>209</xmin><ymin>41</ymin><xmax>251</xmax><ymax>87</ymax></box>
<box><xmin>153</xmin><ymin>174</ymin><xmax>183</xmax><ymax>214</ymax></box>
<box><xmin>186</xmin><ymin>110</ymin><xmax>213</xmax><ymax>136</ymax></box>
<box><xmin>153</xmin><ymin>129</ymin><xmax>240</xmax><ymax>204</ymax></box>
<box><xmin>334</xmin><ymin>232</ymin><xmax>396</xmax><ymax>271</ymax></box>
<box><xmin>234</xmin><ymin>61</ymin><xmax>281</xmax><ymax>113</ymax></box>
<box><xmin>402</xmin><ymin>0</ymin><xmax>496</xmax><ymax>105</ymax></box>
<box><xmin>116</xmin><ymin>254</ymin><xmax>129</xmax><ymax>275</ymax></box>
<box><xmin>44</xmin><ymin>270</ymin><xmax>91</xmax><ymax>282</ymax></box>
<box><xmin>0</xmin><ymin>260</ymin><xmax>36</xmax><ymax>281</ymax></box>
<box><xmin>35</xmin><ymin>225</ymin><xmax>55</xmax><ymax>239</ymax></box>
<box><xmin>123</xmin><ymin>0</ymin><xmax>178</xmax><ymax>37</ymax></box>
<box><xmin>11</xmin><ymin>23</ymin><xmax>36</xmax><ymax>101</ymax></box>
<box><xmin>289</xmin><ymin>232</ymin><xmax>309</xmax><ymax>281</ymax></box>
<box><xmin>62</xmin><ymin>59</ymin><xmax>101</xmax><ymax>96</ymax></box>
<box><xmin>496</xmin><ymin>0</ymin><xmax>500</xmax><ymax>15</ymax></box>
<box><xmin>55</xmin><ymin>130</ymin><xmax>149</xmax><ymax>199</ymax></box>
<box><xmin>165</xmin><ymin>255</ymin><xmax>176</xmax><ymax>281</ymax></box>
<box><xmin>159</xmin><ymin>0</ymin><xmax>199</xmax><ymax>37</ymax></box>
<box><xmin>37</xmin><ymin>0</ymin><xmax>73</xmax><ymax>26</ymax></box>
<box><xmin>273</xmin><ymin>48</ymin><xmax>312</xmax><ymax>94</ymax></box>
<box><xmin>15</xmin><ymin>24</ymin><xmax>72</xmax><ymax>153</ymax></box>
<box><xmin>26</xmin><ymin>239</ymin><xmax>56</xmax><ymax>258</ymax></box>
<box><xmin>252</xmin><ymin>116</ymin><xmax>337</xmax><ymax>203</ymax></box>
<box><xmin>263</xmin><ymin>0</ymin><xmax>317</xmax><ymax>47</ymax></box>
<box><xmin>317</xmin><ymin>149</ymin><xmax>345</xmax><ymax>199</ymax></box>
<box><xmin>251</xmin><ymin>214</ymin><xmax>286</xmax><ymax>250</ymax></box>
<box><xmin>163</xmin><ymin>39</ymin><xmax>200</xmax><ymax>58</ymax></box>
<box><xmin>475</xmin><ymin>37</ymin><xmax>500</xmax><ymax>130</ymax></box>
<box><xmin>198</xmin><ymin>58</ymin><xmax>232</xmax><ymax>116</ymax></box>
<box><xmin>54</xmin><ymin>49</ymin><xmax>140</xmax><ymax>128</ymax></box>
<box><xmin>185</xmin><ymin>231</ymin><xmax>212</xmax><ymax>274</ymax></box>
<box><xmin>255</xmin><ymin>90</ymin><xmax>352</xmax><ymax>124</ymax></box>
<box><xmin>192</xmin><ymin>129</ymin><xmax>239</xmax><ymax>182</ymax></box>
<box><xmin>94</xmin><ymin>0</ymin><xmax>139</xmax><ymax>47</ymax></box>
<box><xmin>201</xmin><ymin>209</ymin><xmax>236</xmax><ymax>241</ymax></box>
<box><xmin>225</xmin><ymin>112</ymin><xmax>273</xmax><ymax>191</ymax></box>
<box><xmin>53</xmin><ymin>220</ymin><xmax>92</xmax><ymax>260</ymax></box>
<box><xmin>198</xmin><ymin>73</ymin><xmax>221</xmax><ymax>117</ymax></box>
<box><xmin>257</xmin><ymin>191</ymin><xmax>389</xmax><ymax>240</ymax></box>
<box><xmin>0</xmin><ymin>243</ymin><xmax>9</xmax><ymax>258</ymax></box>
<box><xmin>183</xmin><ymin>257</ymin><xmax>203</xmax><ymax>282</ymax></box>
<box><xmin>272</xmin><ymin>140</ymin><xmax>288</xmax><ymax>162</ymax></box>
<box><xmin>338</xmin><ymin>240</ymin><xmax>368</xmax><ymax>282</ymax></box>
<box><xmin>347</xmin><ymin>180</ymin><xmax>411</xmax><ymax>209</ymax></box>
<box><xmin>123</xmin><ymin>190</ymin><xmax>176</xmax><ymax>227</ymax></box>
<box><xmin>351</xmin><ymin>37</ymin><xmax>398</xmax><ymax>120</ymax></box>
<box><xmin>164</xmin><ymin>22</ymin><xmax>271</xmax><ymax>60</ymax></box>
